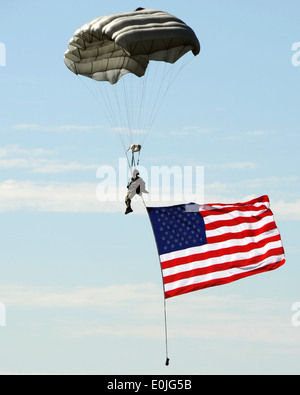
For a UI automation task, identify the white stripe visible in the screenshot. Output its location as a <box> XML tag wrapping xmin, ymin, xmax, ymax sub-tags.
<box><xmin>162</xmin><ymin>239</ymin><xmax>283</xmax><ymax>277</ymax></box>
<box><xmin>164</xmin><ymin>254</ymin><xmax>284</xmax><ymax>292</ymax></box>
<box><xmin>160</xmin><ymin>227</ymin><xmax>280</xmax><ymax>263</ymax></box>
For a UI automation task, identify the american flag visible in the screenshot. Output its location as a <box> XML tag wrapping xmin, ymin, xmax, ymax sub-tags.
<box><xmin>147</xmin><ymin>195</ymin><xmax>285</xmax><ymax>298</ymax></box>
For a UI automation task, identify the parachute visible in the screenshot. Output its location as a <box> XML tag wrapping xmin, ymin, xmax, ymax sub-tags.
<box><xmin>64</xmin><ymin>8</ymin><xmax>200</xmax><ymax>166</ymax></box>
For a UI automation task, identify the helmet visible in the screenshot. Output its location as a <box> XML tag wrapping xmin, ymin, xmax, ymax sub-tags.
<box><xmin>132</xmin><ymin>169</ymin><xmax>140</xmax><ymax>177</ymax></box>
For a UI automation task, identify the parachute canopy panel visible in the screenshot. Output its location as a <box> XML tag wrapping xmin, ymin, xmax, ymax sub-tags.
<box><xmin>64</xmin><ymin>8</ymin><xmax>200</xmax><ymax>84</ymax></box>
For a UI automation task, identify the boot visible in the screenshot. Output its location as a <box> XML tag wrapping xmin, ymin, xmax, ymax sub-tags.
<box><xmin>125</xmin><ymin>206</ymin><xmax>133</xmax><ymax>215</ymax></box>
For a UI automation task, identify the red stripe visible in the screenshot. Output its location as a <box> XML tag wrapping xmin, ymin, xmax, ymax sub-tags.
<box><xmin>163</xmin><ymin>246</ymin><xmax>285</xmax><ymax>284</ymax></box>
<box><xmin>204</xmin><ymin>211</ymin><xmax>272</xmax><ymax>231</ymax></box>
<box><xmin>161</xmin><ymin>230</ymin><xmax>281</xmax><ymax>270</ymax></box>
<box><xmin>206</xmin><ymin>221</ymin><xmax>277</xmax><ymax>245</ymax></box>
<box><xmin>164</xmin><ymin>258</ymin><xmax>285</xmax><ymax>298</ymax></box>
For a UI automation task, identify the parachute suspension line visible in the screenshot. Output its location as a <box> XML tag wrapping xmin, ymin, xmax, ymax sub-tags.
<box><xmin>77</xmin><ymin>75</ymin><xmax>121</xmax><ymax>151</ymax></box>
<box><xmin>78</xmin><ymin>75</ymin><xmax>116</xmax><ymax>131</ymax></box>
<box><xmin>98</xmin><ymin>80</ymin><xmax>132</xmax><ymax>166</ymax></box>
<box><xmin>102</xmin><ymin>83</ymin><xmax>132</xmax><ymax>169</ymax></box>
<box><xmin>141</xmin><ymin>54</ymin><xmax>195</xmax><ymax>148</ymax></box>
<box><xmin>82</xmin><ymin>73</ymin><xmax>143</xmax><ymax>172</ymax></box>
<box><xmin>142</xmin><ymin>61</ymin><xmax>163</xmax><ymax>138</ymax></box>
<box><xmin>136</xmin><ymin>65</ymin><xmax>151</xmax><ymax>145</ymax></box>
<box><xmin>99</xmin><ymin>83</ymin><xmax>118</xmax><ymax>127</ymax></box>
<box><xmin>115</xmin><ymin>77</ymin><xmax>144</xmax><ymax>170</ymax></box>
<box><xmin>77</xmin><ymin>75</ymin><xmax>129</xmax><ymax>163</ymax></box>
<box><xmin>143</xmin><ymin>61</ymin><xmax>171</xmax><ymax>143</ymax></box>
<box><xmin>110</xmin><ymin>83</ymin><xmax>130</xmax><ymax>150</ymax></box>
<box><xmin>120</xmin><ymin>67</ymin><xmax>150</xmax><ymax>150</ymax></box>
<box><xmin>137</xmin><ymin>61</ymin><xmax>173</xmax><ymax>147</ymax></box>
<box><xmin>136</xmin><ymin>66</ymin><xmax>149</xmax><ymax>137</ymax></box>
<box><xmin>142</xmin><ymin>195</ymin><xmax>170</xmax><ymax>366</ymax></box>
<box><xmin>166</xmin><ymin>52</ymin><xmax>195</xmax><ymax>90</ymax></box>
<box><xmin>76</xmin><ymin>52</ymin><xmax>195</xmax><ymax>171</ymax></box>
<box><xmin>121</xmin><ymin>75</ymin><xmax>132</xmax><ymax>139</ymax></box>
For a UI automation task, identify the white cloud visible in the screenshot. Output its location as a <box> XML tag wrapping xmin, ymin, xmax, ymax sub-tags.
<box><xmin>0</xmin><ymin>283</ymin><xmax>159</xmax><ymax>308</ymax></box>
<box><xmin>33</xmin><ymin>162</ymin><xmax>98</xmax><ymax>173</ymax></box>
<box><xmin>246</xmin><ymin>130</ymin><xmax>275</xmax><ymax>136</ymax></box>
<box><xmin>169</xmin><ymin>126</ymin><xmax>217</xmax><ymax>137</ymax></box>
<box><xmin>224</xmin><ymin>130</ymin><xmax>276</xmax><ymax>140</ymax></box>
<box><xmin>0</xmin><ymin>178</ymin><xmax>205</xmax><ymax>213</ymax></box>
<box><xmin>0</xmin><ymin>144</ymin><xmax>98</xmax><ymax>173</ymax></box>
<box><xmin>0</xmin><ymin>180</ymin><xmax>106</xmax><ymax>212</ymax></box>
<box><xmin>0</xmin><ymin>284</ymin><xmax>298</xmax><ymax>346</ymax></box>
<box><xmin>205</xmin><ymin>162</ymin><xmax>257</xmax><ymax>170</ymax></box>
<box><xmin>0</xmin><ymin>158</ymin><xmax>98</xmax><ymax>173</ymax></box>
<box><xmin>0</xmin><ymin>178</ymin><xmax>299</xmax><ymax>219</ymax></box>
<box><xmin>272</xmin><ymin>199</ymin><xmax>300</xmax><ymax>220</ymax></box>
<box><xmin>12</xmin><ymin>124</ymin><xmax>104</xmax><ymax>132</ymax></box>
<box><xmin>0</xmin><ymin>145</ymin><xmax>51</xmax><ymax>157</ymax></box>
<box><xmin>205</xmin><ymin>175</ymin><xmax>299</xmax><ymax>193</ymax></box>
<box><xmin>112</xmin><ymin>126</ymin><xmax>147</xmax><ymax>135</ymax></box>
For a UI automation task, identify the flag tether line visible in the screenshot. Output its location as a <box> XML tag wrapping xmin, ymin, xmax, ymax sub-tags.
<box><xmin>140</xmin><ymin>195</ymin><xmax>170</xmax><ymax>366</ymax></box>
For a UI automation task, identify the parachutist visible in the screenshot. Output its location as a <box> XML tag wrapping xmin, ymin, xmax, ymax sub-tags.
<box><xmin>125</xmin><ymin>169</ymin><xmax>148</xmax><ymax>214</ymax></box>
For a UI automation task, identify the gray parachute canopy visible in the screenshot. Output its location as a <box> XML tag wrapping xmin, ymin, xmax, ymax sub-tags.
<box><xmin>64</xmin><ymin>8</ymin><xmax>200</xmax><ymax>84</ymax></box>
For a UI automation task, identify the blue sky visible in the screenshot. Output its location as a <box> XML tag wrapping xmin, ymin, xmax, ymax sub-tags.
<box><xmin>0</xmin><ymin>0</ymin><xmax>299</xmax><ymax>374</ymax></box>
